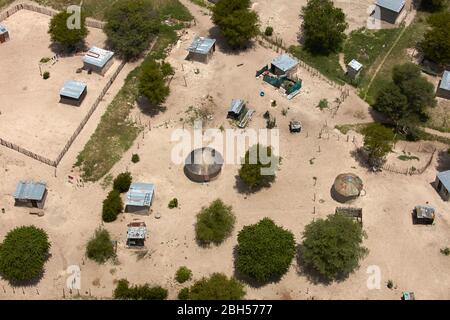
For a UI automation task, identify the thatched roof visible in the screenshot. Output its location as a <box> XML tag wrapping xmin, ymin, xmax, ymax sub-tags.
<box><xmin>184</xmin><ymin>147</ymin><xmax>223</xmax><ymax>182</ymax></box>
<box><xmin>333</xmin><ymin>173</ymin><xmax>363</xmax><ymax>198</ymax></box>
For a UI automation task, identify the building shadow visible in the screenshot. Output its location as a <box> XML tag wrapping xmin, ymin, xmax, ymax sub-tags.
<box><xmin>435</xmin><ymin>149</ymin><xmax>450</xmax><ymax>172</ymax></box>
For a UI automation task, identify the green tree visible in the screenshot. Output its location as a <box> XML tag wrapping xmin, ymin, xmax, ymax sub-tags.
<box><xmin>104</xmin><ymin>0</ymin><xmax>159</xmax><ymax>60</ymax></box>
<box><xmin>302</xmin><ymin>214</ymin><xmax>368</xmax><ymax>281</ymax></box>
<box><xmin>301</xmin><ymin>0</ymin><xmax>348</xmax><ymax>54</ymax></box>
<box><xmin>0</xmin><ymin>226</ymin><xmax>50</xmax><ymax>282</ymax></box>
<box><xmin>373</xmin><ymin>82</ymin><xmax>408</xmax><ymax>128</ymax></box>
<box><xmin>102</xmin><ymin>190</ymin><xmax>123</xmax><ymax>222</ymax></box>
<box><xmin>86</xmin><ymin>228</ymin><xmax>115</xmax><ymax>263</ymax></box>
<box><xmin>195</xmin><ymin>199</ymin><xmax>235</xmax><ymax>245</ymax></box>
<box><xmin>362</xmin><ymin>123</ymin><xmax>395</xmax><ymax>167</ymax></box>
<box><xmin>175</xmin><ymin>266</ymin><xmax>192</xmax><ymax>283</ymax></box>
<box><xmin>186</xmin><ymin>273</ymin><xmax>245</xmax><ymax>300</ymax></box>
<box><xmin>113</xmin><ymin>172</ymin><xmax>132</xmax><ymax>193</ymax></box>
<box><xmin>114</xmin><ymin>279</ymin><xmax>168</xmax><ymax>300</ymax></box>
<box><xmin>421</xmin><ymin>11</ymin><xmax>450</xmax><ymax>65</ymax></box>
<box><xmin>48</xmin><ymin>11</ymin><xmax>88</xmax><ymax>52</ymax></box>
<box><xmin>138</xmin><ymin>59</ymin><xmax>170</xmax><ymax>105</ymax></box>
<box><xmin>238</xmin><ymin>144</ymin><xmax>280</xmax><ymax>190</ymax></box>
<box><xmin>236</xmin><ymin>218</ymin><xmax>296</xmax><ymax>283</ymax></box>
<box><xmin>212</xmin><ymin>0</ymin><xmax>259</xmax><ymax>49</ymax></box>
<box><xmin>420</xmin><ymin>0</ymin><xmax>448</xmax><ymax>12</ymax></box>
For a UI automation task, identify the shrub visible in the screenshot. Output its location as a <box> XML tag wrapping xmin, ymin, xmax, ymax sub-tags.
<box><xmin>48</xmin><ymin>11</ymin><xmax>88</xmax><ymax>52</ymax></box>
<box><xmin>168</xmin><ymin>198</ymin><xmax>178</xmax><ymax>209</ymax></box>
<box><xmin>113</xmin><ymin>172</ymin><xmax>132</xmax><ymax>193</ymax></box>
<box><xmin>195</xmin><ymin>199</ymin><xmax>235</xmax><ymax>245</ymax></box>
<box><xmin>0</xmin><ymin>226</ymin><xmax>50</xmax><ymax>282</ymax></box>
<box><xmin>440</xmin><ymin>247</ymin><xmax>450</xmax><ymax>256</ymax></box>
<box><xmin>175</xmin><ymin>266</ymin><xmax>192</xmax><ymax>283</ymax></box>
<box><xmin>86</xmin><ymin>228</ymin><xmax>114</xmax><ymax>263</ymax></box>
<box><xmin>236</xmin><ymin>218</ymin><xmax>296</xmax><ymax>283</ymax></box>
<box><xmin>264</xmin><ymin>26</ymin><xmax>274</xmax><ymax>36</ymax></box>
<box><xmin>102</xmin><ymin>190</ymin><xmax>123</xmax><ymax>222</ymax></box>
<box><xmin>113</xmin><ymin>279</ymin><xmax>168</xmax><ymax>300</ymax></box>
<box><xmin>317</xmin><ymin>99</ymin><xmax>329</xmax><ymax>110</ymax></box>
<box><xmin>178</xmin><ymin>287</ymin><xmax>190</xmax><ymax>300</ymax></box>
<box><xmin>302</xmin><ymin>214</ymin><xmax>368</xmax><ymax>281</ymax></box>
<box><xmin>131</xmin><ymin>154</ymin><xmax>140</xmax><ymax>163</ymax></box>
<box><xmin>43</xmin><ymin>71</ymin><xmax>50</xmax><ymax>80</ymax></box>
<box><xmin>187</xmin><ymin>273</ymin><xmax>245</xmax><ymax>300</ymax></box>
<box><xmin>387</xmin><ymin>280</ymin><xmax>394</xmax><ymax>289</ymax></box>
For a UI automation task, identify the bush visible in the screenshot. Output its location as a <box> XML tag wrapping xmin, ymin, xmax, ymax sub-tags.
<box><xmin>236</xmin><ymin>218</ymin><xmax>296</xmax><ymax>283</ymax></box>
<box><xmin>317</xmin><ymin>99</ymin><xmax>329</xmax><ymax>110</ymax></box>
<box><xmin>131</xmin><ymin>154</ymin><xmax>140</xmax><ymax>163</ymax></box>
<box><xmin>421</xmin><ymin>11</ymin><xmax>450</xmax><ymax>66</ymax></box>
<box><xmin>195</xmin><ymin>199</ymin><xmax>235</xmax><ymax>245</ymax></box>
<box><xmin>102</xmin><ymin>190</ymin><xmax>123</xmax><ymax>222</ymax></box>
<box><xmin>48</xmin><ymin>11</ymin><xmax>88</xmax><ymax>52</ymax></box>
<box><xmin>113</xmin><ymin>172</ymin><xmax>132</xmax><ymax>193</ymax></box>
<box><xmin>114</xmin><ymin>279</ymin><xmax>168</xmax><ymax>300</ymax></box>
<box><xmin>0</xmin><ymin>226</ymin><xmax>50</xmax><ymax>282</ymax></box>
<box><xmin>440</xmin><ymin>247</ymin><xmax>450</xmax><ymax>256</ymax></box>
<box><xmin>86</xmin><ymin>228</ymin><xmax>115</xmax><ymax>263</ymax></box>
<box><xmin>168</xmin><ymin>198</ymin><xmax>178</xmax><ymax>209</ymax></box>
<box><xmin>387</xmin><ymin>280</ymin><xmax>394</xmax><ymax>289</ymax></box>
<box><xmin>302</xmin><ymin>214</ymin><xmax>368</xmax><ymax>281</ymax></box>
<box><xmin>264</xmin><ymin>26</ymin><xmax>274</xmax><ymax>36</ymax></box>
<box><xmin>187</xmin><ymin>273</ymin><xmax>245</xmax><ymax>300</ymax></box>
<box><xmin>175</xmin><ymin>266</ymin><xmax>192</xmax><ymax>283</ymax></box>
<box><xmin>362</xmin><ymin>123</ymin><xmax>395</xmax><ymax>168</ymax></box>
<box><xmin>178</xmin><ymin>287</ymin><xmax>190</xmax><ymax>300</ymax></box>
<box><xmin>43</xmin><ymin>71</ymin><xmax>50</xmax><ymax>80</ymax></box>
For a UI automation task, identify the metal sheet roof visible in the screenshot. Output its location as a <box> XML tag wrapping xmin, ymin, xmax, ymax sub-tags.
<box><xmin>125</xmin><ymin>183</ymin><xmax>154</xmax><ymax>207</ymax></box>
<box><xmin>348</xmin><ymin>59</ymin><xmax>363</xmax><ymax>71</ymax></box>
<box><xmin>415</xmin><ymin>205</ymin><xmax>435</xmax><ymax>219</ymax></box>
<box><xmin>187</xmin><ymin>36</ymin><xmax>216</xmax><ymax>55</ymax></box>
<box><xmin>127</xmin><ymin>222</ymin><xmax>147</xmax><ymax>239</ymax></box>
<box><xmin>0</xmin><ymin>24</ymin><xmax>7</xmax><ymax>35</ymax></box>
<box><xmin>229</xmin><ymin>99</ymin><xmax>245</xmax><ymax>114</ymax></box>
<box><xmin>376</xmin><ymin>0</ymin><xmax>405</xmax><ymax>13</ymax></box>
<box><xmin>14</xmin><ymin>181</ymin><xmax>46</xmax><ymax>201</ymax></box>
<box><xmin>271</xmin><ymin>54</ymin><xmax>299</xmax><ymax>73</ymax></box>
<box><xmin>439</xmin><ymin>70</ymin><xmax>450</xmax><ymax>91</ymax></box>
<box><xmin>83</xmin><ymin>46</ymin><xmax>114</xmax><ymax>68</ymax></box>
<box><xmin>60</xmin><ymin>80</ymin><xmax>87</xmax><ymax>99</ymax></box>
<box><xmin>437</xmin><ymin>170</ymin><xmax>450</xmax><ymax>191</ymax></box>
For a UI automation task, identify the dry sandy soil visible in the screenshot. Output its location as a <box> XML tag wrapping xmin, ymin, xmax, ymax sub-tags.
<box><xmin>0</xmin><ymin>9</ymin><xmax>121</xmax><ymax>158</ymax></box>
<box><xmin>0</xmin><ymin>0</ymin><xmax>449</xmax><ymax>300</ymax></box>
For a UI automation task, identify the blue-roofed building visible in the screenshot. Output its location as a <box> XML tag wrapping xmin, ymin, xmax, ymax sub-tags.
<box><xmin>60</xmin><ymin>80</ymin><xmax>87</xmax><ymax>106</ymax></box>
<box><xmin>270</xmin><ymin>54</ymin><xmax>299</xmax><ymax>77</ymax></box>
<box><xmin>435</xmin><ymin>170</ymin><xmax>450</xmax><ymax>201</ymax></box>
<box><xmin>125</xmin><ymin>183</ymin><xmax>155</xmax><ymax>215</ymax></box>
<box><xmin>437</xmin><ymin>70</ymin><xmax>450</xmax><ymax>100</ymax></box>
<box><xmin>187</xmin><ymin>36</ymin><xmax>216</xmax><ymax>63</ymax></box>
<box><xmin>0</xmin><ymin>24</ymin><xmax>9</xmax><ymax>43</ymax></box>
<box><xmin>375</xmin><ymin>0</ymin><xmax>406</xmax><ymax>24</ymax></box>
<box><xmin>14</xmin><ymin>181</ymin><xmax>48</xmax><ymax>209</ymax></box>
<box><xmin>83</xmin><ymin>47</ymin><xmax>114</xmax><ymax>75</ymax></box>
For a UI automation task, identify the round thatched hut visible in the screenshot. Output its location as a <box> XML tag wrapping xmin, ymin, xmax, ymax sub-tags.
<box><xmin>184</xmin><ymin>147</ymin><xmax>224</xmax><ymax>183</ymax></box>
<box><xmin>332</xmin><ymin>173</ymin><xmax>363</xmax><ymax>203</ymax></box>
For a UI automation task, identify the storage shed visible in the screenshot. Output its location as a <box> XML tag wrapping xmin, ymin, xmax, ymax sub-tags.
<box><xmin>125</xmin><ymin>183</ymin><xmax>155</xmax><ymax>215</ymax></box>
<box><xmin>0</xmin><ymin>24</ymin><xmax>9</xmax><ymax>43</ymax></box>
<box><xmin>60</xmin><ymin>80</ymin><xmax>87</xmax><ymax>106</ymax></box>
<box><xmin>375</xmin><ymin>0</ymin><xmax>405</xmax><ymax>24</ymax></box>
<box><xmin>227</xmin><ymin>99</ymin><xmax>246</xmax><ymax>119</ymax></box>
<box><xmin>83</xmin><ymin>47</ymin><xmax>114</xmax><ymax>75</ymax></box>
<box><xmin>436</xmin><ymin>70</ymin><xmax>450</xmax><ymax>100</ymax></box>
<box><xmin>347</xmin><ymin>59</ymin><xmax>363</xmax><ymax>79</ymax></box>
<box><xmin>187</xmin><ymin>36</ymin><xmax>216</xmax><ymax>63</ymax></box>
<box><xmin>270</xmin><ymin>54</ymin><xmax>299</xmax><ymax>77</ymax></box>
<box><xmin>127</xmin><ymin>222</ymin><xmax>147</xmax><ymax>247</ymax></box>
<box><xmin>435</xmin><ymin>170</ymin><xmax>450</xmax><ymax>201</ymax></box>
<box><xmin>14</xmin><ymin>181</ymin><xmax>47</xmax><ymax>209</ymax></box>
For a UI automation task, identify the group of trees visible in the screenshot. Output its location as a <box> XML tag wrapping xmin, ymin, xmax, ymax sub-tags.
<box><xmin>420</xmin><ymin>10</ymin><xmax>450</xmax><ymax>66</ymax></box>
<box><xmin>103</xmin><ymin>172</ymin><xmax>132</xmax><ymax>222</ymax></box>
<box><xmin>138</xmin><ymin>60</ymin><xmax>173</xmax><ymax>106</ymax></box>
<box><xmin>114</xmin><ymin>279</ymin><xmax>168</xmax><ymax>300</ymax></box>
<box><xmin>179</xmin><ymin>273</ymin><xmax>245</xmax><ymax>300</ymax></box>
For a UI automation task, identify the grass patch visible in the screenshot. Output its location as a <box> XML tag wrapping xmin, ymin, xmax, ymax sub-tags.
<box><xmin>189</xmin><ymin>0</ymin><xmax>212</xmax><ymax>9</ymax></box>
<box><xmin>398</xmin><ymin>152</ymin><xmax>420</xmax><ymax>161</ymax></box>
<box><xmin>335</xmin><ymin>123</ymin><xmax>370</xmax><ymax>135</ymax></box>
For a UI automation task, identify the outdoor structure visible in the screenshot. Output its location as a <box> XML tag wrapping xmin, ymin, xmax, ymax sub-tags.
<box><xmin>125</xmin><ymin>183</ymin><xmax>155</xmax><ymax>215</ymax></box>
<box><xmin>347</xmin><ymin>59</ymin><xmax>363</xmax><ymax>79</ymax></box>
<box><xmin>83</xmin><ymin>47</ymin><xmax>114</xmax><ymax>75</ymax></box>
<box><xmin>436</xmin><ymin>70</ymin><xmax>450</xmax><ymax>100</ymax></box>
<box><xmin>59</xmin><ymin>80</ymin><xmax>87</xmax><ymax>106</ymax></box>
<box><xmin>434</xmin><ymin>171</ymin><xmax>450</xmax><ymax>201</ymax></box>
<box><xmin>402</xmin><ymin>292</ymin><xmax>415</xmax><ymax>300</ymax></box>
<box><xmin>0</xmin><ymin>24</ymin><xmax>9</xmax><ymax>43</ymax></box>
<box><xmin>289</xmin><ymin>120</ymin><xmax>302</xmax><ymax>133</ymax></box>
<box><xmin>227</xmin><ymin>99</ymin><xmax>255</xmax><ymax>128</ymax></box>
<box><xmin>413</xmin><ymin>205</ymin><xmax>435</xmax><ymax>225</ymax></box>
<box><xmin>332</xmin><ymin>173</ymin><xmax>364</xmax><ymax>203</ymax></box>
<box><xmin>13</xmin><ymin>181</ymin><xmax>47</xmax><ymax>209</ymax></box>
<box><xmin>184</xmin><ymin>147</ymin><xmax>224</xmax><ymax>183</ymax></box>
<box><xmin>187</xmin><ymin>36</ymin><xmax>216</xmax><ymax>63</ymax></box>
<box><xmin>126</xmin><ymin>222</ymin><xmax>147</xmax><ymax>247</ymax></box>
<box><xmin>270</xmin><ymin>53</ymin><xmax>299</xmax><ymax>77</ymax></box>
<box><xmin>375</xmin><ymin>0</ymin><xmax>405</xmax><ymax>24</ymax></box>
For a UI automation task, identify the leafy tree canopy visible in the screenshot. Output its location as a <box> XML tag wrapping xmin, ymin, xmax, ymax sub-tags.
<box><xmin>86</xmin><ymin>228</ymin><xmax>115</xmax><ymax>263</ymax></box>
<box><xmin>114</xmin><ymin>279</ymin><xmax>168</xmax><ymax>300</ymax></box>
<box><xmin>362</xmin><ymin>123</ymin><xmax>395</xmax><ymax>167</ymax></box>
<box><xmin>195</xmin><ymin>199</ymin><xmax>235</xmax><ymax>245</ymax></box>
<box><xmin>421</xmin><ymin>11</ymin><xmax>450</xmax><ymax>65</ymax></box>
<box><xmin>138</xmin><ymin>59</ymin><xmax>170</xmax><ymax>105</ymax></box>
<box><xmin>48</xmin><ymin>11</ymin><xmax>88</xmax><ymax>52</ymax></box>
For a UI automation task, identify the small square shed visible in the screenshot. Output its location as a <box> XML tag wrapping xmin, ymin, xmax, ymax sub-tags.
<box><xmin>60</xmin><ymin>80</ymin><xmax>87</xmax><ymax>106</ymax></box>
<box><xmin>270</xmin><ymin>54</ymin><xmax>299</xmax><ymax>77</ymax></box>
<box><xmin>347</xmin><ymin>59</ymin><xmax>363</xmax><ymax>79</ymax></box>
<box><xmin>125</xmin><ymin>183</ymin><xmax>155</xmax><ymax>215</ymax></box>
<box><xmin>14</xmin><ymin>181</ymin><xmax>48</xmax><ymax>209</ymax></box>
<box><xmin>375</xmin><ymin>0</ymin><xmax>405</xmax><ymax>24</ymax></box>
<box><xmin>435</xmin><ymin>170</ymin><xmax>450</xmax><ymax>201</ymax></box>
<box><xmin>436</xmin><ymin>70</ymin><xmax>450</xmax><ymax>100</ymax></box>
<box><xmin>0</xmin><ymin>24</ymin><xmax>9</xmax><ymax>43</ymax></box>
<box><xmin>228</xmin><ymin>99</ymin><xmax>246</xmax><ymax>119</ymax></box>
<box><xmin>187</xmin><ymin>36</ymin><xmax>216</xmax><ymax>63</ymax></box>
<box><xmin>83</xmin><ymin>47</ymin><xmax>114</xmax><ymax>75</ymax></box>
<box><xmin>127</xmin><ymin>222</ymin><xmax>147</xmax><ymax>247</ymax></box>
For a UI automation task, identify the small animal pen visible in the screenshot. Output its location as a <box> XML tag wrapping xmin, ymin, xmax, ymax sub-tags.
<box><xmin>335</xmin><ymin>207</ymin><xmax>363</xmax><ymax>225</ymax></box>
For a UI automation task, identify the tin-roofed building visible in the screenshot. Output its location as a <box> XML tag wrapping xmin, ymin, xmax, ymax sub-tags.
<box><xmin>60</xmin><ymin>80</ymin><xmax>87</xmax><ymax>106</ymax></box>
<box><xmin>125</xmin><ymin>183</ymin><xmax>155</xmax><ymax>215</ymax></box>
<box><xmin>375</xmin><ymin>0</ymin><xmax>406</xmax><ymax>24</ymax></box>
<box><xmin>435</xmin><ymin>170</ymin><xmax>450</xmax><ymax>201</ymax></box>
<box><xmin>14</xmin><ymin>181</ymin><xmax>48</xmax><ymax>209</ymax></box>
<box><xmin>228</xmin><ymin>99</ymin><xmax>246</xmax><ymax>119</ymax></box>
<box><xmin>187</xmin><ymin>36</ymin><xmax>216</xmax><ymax>63</ymax></box>
<box><xmin>0</xmin><ymin>24</ymin><xmax>9</xmax><ymax>43</ymax></box>
<box><xmin>347</xmin><ymin>59</ymin><xmax>363</xmax><ymax>79</ymax></box>
<box><xmin>127</xmin><ymin>222</ymin><xmax>147</xmax><ymax>247</ymax></box>
<box><xmin>83</xmin><ymin>47</ymin><xmax>114</xmax><ymax>75</ymax></box>
<box><xmin>437</xmin><ymin>70</ymin><xmax>450</xmax><ymax>100</ymax></box>
<box><xmin>270</xmin><ymin>54</ymin><xmax>299</xmax><ymax>77</ymax></box>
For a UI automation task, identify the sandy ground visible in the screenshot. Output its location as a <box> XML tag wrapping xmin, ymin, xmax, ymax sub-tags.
<box><xmin>0</xmin><ymin>9</ymin><xmax>121</xmax><ymax>158</ymax></box>
<box><xmin>0</xmin><ymin>0</ymin><xmax>450</xmax><ymax>300</ymax></box>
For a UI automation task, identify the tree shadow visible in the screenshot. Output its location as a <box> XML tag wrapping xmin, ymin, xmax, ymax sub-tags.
<box><xmin>349</xmin><ymin>148</ymin><xmax>372</xmax><ymax>171</ymax></box>
<box><xmin>435</xmin><ymin>149</ymin><xmax>450</xmax><ymax>172</ymax></box>
<box><xmin>48</xmin><ymin>41</ymin><xmax>88</xmax><ymax>57</ymax></box>
<box><xmin>233</xmin><ymin>175</ymin><xmax>274</xmax><ymax>195</ymax></box>
<box><xmin>136</xmin><ymin>96</ymin><xmax>167</xmax><ymax>117</ymax></box>
<box><xmin>207</xmin><ymin>26</ymin><xmax>255</xmax><ymax>55</ymax></box>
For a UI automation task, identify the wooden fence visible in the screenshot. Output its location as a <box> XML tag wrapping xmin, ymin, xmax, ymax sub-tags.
<box><xmin>0</xmin><ymin>137</ymin><xmax>57</xmax><ymax>167</ymax></box>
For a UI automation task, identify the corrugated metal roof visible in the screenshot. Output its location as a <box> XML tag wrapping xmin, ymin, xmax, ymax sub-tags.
<box><xmin>348</xmin><ymin>59</ymin><xmax>363</xmax><ymax>71</ymax></box>
<box><xmin>271</xmin><ymin>54</ymin><xmax>298</xmax><ymax>73</ymax></box>
<box><xmin>14</xmin><ymin>181</ymin><xmax>46</xmax><ymax>201</ymax></box>
<box><xmin>229</xmin><ymin>99</ymin><xmax>245</xmax><ymax>114</ymax></box>
<box><xmin>439</xmin><ymin>70</ymin><xmax>450</xmax><ymax>91</ymax></box>
<box><xmin>60</xmin><ymin>80</ymin><xmax>87</xmax><ymax>99</ymax></box>
<box><xmin>0</xmin><ymin>24</ymin><xmax>7</xmax><ymax>35</ymax></box>
<box><xmin>125</xmin><ymin>183</ymin><xmax>154</xmax><ymax>207</ymax></box>
<box><xmin>127</xmin><ymin>222</ymin><xmax>147</xmax><ymax>239</ymax></box>
<box><xmin>187</xmin><ymin>36</ymin><xmax>216</xmax><ymax>55</ymax></box>
<box><xmin>83</xmin><ymin>47</ymin><xmax>114</xmax><ymax>68</ymax></box>
<box><xmin>437</xmin><ymin>170</ymin><xmax>450</xmax><ymax>191</ymax></box>
<box><xmin>376</xmin><ymin>0</ymin><xmax>405</xmax><ymax>13</ymax></box>
<box><xmin>415</xmin><ymin>205</ymin><xmax>435</xmax><ymax>219</ymax></box>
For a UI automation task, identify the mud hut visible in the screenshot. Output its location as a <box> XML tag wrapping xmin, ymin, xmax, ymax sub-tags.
<box><xmin>332</xmin><ymin>173</ymin><xmax>363</xmax><ymax>203</ymax></box>
<box><xmin>184</xmin><ymin>147</ymin><xmax>224</xmax><ymax>183</ymax></box>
